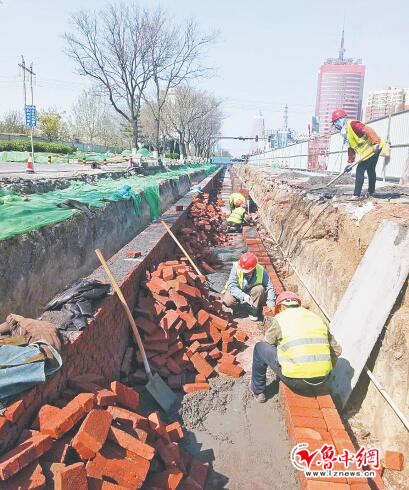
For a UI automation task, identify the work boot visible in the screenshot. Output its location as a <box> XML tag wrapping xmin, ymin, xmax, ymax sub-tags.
<box><xmin>249</xmin><ymin>382</ymin><xmax>266</xmax><ymax>403</ymax></box>
<box><xmin>248</xmin><ymin>307</ymin><xmax>259</xmax><ymax>322</ymax></box>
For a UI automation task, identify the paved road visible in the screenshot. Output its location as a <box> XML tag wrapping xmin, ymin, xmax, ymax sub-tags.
<box><xmin>0</xmin><ymin>161</ymin><xmax>128</xmax><ymax>180</ymax></box>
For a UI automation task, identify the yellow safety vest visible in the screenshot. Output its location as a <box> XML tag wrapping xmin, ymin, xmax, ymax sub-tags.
<box><xmin>227</xmin><ymin>206</ymin><xmax>246</xmax><ymax>224</ymax></box>
<box><xmin>276</xmin><ymin>307</ymin><xmax>332</xmax><ymax>379</ymax></box>
<box><xmin>347</xmin><ymin>120</ymin><xmax>384</xmax><ymax>162</ymax></box>
<box><xmin>237</xmin><ymin>264</ymin><xmax>264</xmax><ymax>289</ymax></box>
<box><xmin>229</xmin><ymin>193</ymin><xmax>246</xmax><ymax>207</ymax></box>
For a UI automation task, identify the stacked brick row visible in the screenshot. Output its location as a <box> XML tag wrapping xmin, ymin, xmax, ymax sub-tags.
<box><xmin>133</xmin><ymin>259</ymin><xmax>247</xmax><ymax>392</ymax></box>
<box><xmin>0</xmin><ymin>375</ymin><xmax>209</xmax><ymax>489</ymax></box>
<box><xmin>242</xmin><ymin>226</ymin><xmax>385</xmax><ymax>489</ymax></box>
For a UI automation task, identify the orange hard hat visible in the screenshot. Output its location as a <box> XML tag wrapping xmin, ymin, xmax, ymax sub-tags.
<box><xmin>274</xmin><ymin>291</ymin><xmax>301</xmax><ymax>315</ymax></box>
<box><xmin>331</xmin><ymin>109</ymin><xmax>347</xmax><ymax>123</ymax></box>
<box><xmin>238</xmin><ymin>252</ymin><xmax>258</xmax><ymax>273</ymax></box>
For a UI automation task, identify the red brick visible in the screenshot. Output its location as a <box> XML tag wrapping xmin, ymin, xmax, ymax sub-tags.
<box><xmin>190</xmin><ymin>352</ymin><xmax>214</xmax><ymax>379</ymax></box>
<box><xmin>218</xmin><ymin>362</ymin><xmax>244</xmax><ymax>378</ymax></box>
<box><xmin>86</xmin><ymin>447</ymin><xmax>149</xmax><ymax>488</ymax></box>
<box><xmin>321</xmin><ymin>408</ymin><xmax>344</xmax><ymax>430</ymax></box>
<box><xmin>195</xmin><ymin>373</ymin><xmax>207</xmax><ymax>383</ymax></box>
<box><xmin>348</xmin><ymin>484</ymin><xmax>372</xmax><ymax>489</ymax></box>
<box><xmin>209</xmin><ymin>314</ymin><xmax>228</xmax><ymax>330</ymax></box>
<box><xmin>304</xmin><ymin>482</ymin><xmax>350</xmax><ymax>489</ymax></box>
<box><xmin>290</xmin><ymin>415</ymin><xmax>327</xmax><ymax>430</ymax></box>
<box><xmin>166</xmin><ymin>422</ymin><xmax>184</xmax><ymax>442</ymax></box>
<box><xmin>155</xmin><ymin>438</ymin><xmax>178</xmax><ymax>468</ymax></box>
<box><xmin>108</xmin><ymin>426</ymin><xmax>155</xmax><ymax>460</ymax></box>
<box><xmin>162</xmin><ymin>266</ymin><xmax>175</xmax><ymax>281</ymax></box>
<box><xmin>234</xmin><ymin>330</ymin><xmax>248</xmax><ymax>342</ymax></box>
<box><xmin>176</xmin><ymin>281</ymin><xmax>201</xmax><ymax>298</ymax></box>
<box><xmin>280</xmin><ymin>384</ymin><xmax>319</xmax><ymax>408</ymax></box>
<box><xmin>288</xmin><ymin>406</ymin><xmax>323</xmax><ymax>419</ymax></box>
<box><xmin>88</xmin><ymin>479</ymin><xmax>128</xmax><ymax>490</ymax></box>
<box><xmin>186</xmin><ymin>331</ymin><xmax>208</xmax><ymax>342</ymax></box>
<box><xmin>127</xmin><ymin>250</ymin><xmax>141</xmax><ymax>258</ymax></box>
<box><xmin>135</xmin><ymin>316</ymin><xmax>159</xmax><ymax>335</ymax></box>
<box><xmin>147</xmin><ymin>469</ymin><xmax>184</xmax><ymax>489</ymax></box>
<box><xmin>183</xmin><ymin>383</ymin><xmax>210</xmax><ymax>393</ymax></box>
<box><xmin>96</xmin><ymin>389</ymin><xmax>118</xmax><ymax>407</ymax></box>
<box><xmin>178</xmin><ymin>310</ymin><xmax>197</xmax><ymax>329</ymax></box>
<box><xmin>189</xmin><ymin>459</ymin><xmax>209</xmax><ymax>487</ymax></box>
<box><xmin>293</xmin><ymin>427</ymin><xmax>330</xmax><ymax>442</ymax></box>
<box><xmin>0</xmin><ymin>433</ymin><xmax>52</xmax><ymax>480</ymax></box>
<box><xmin>160</xmin><ymin>310</ymin><xmax>179</xmax><ymax>332</ymax></box>
<box><xmin>148</xmin><ymin>411</ymin><xmax>170</xmax><ymax>442</ymax></box>
<box><xmin>316</xmin><ymin>394</ymin><xmax>335</xmax><ymax>409</ymax></box>
<box><xmin>197</xmin><ymin>309</ymin><xmax>210</xmax><ymax>326</ymax></box>
<box><xmin>72</xmin><ymin>409</ymin><xmax>112</xmax><ymax>460</ymax></box>
<box><xmin>54</xmin><ymin>462</ymin><xmax>87</xmax><ymax>490</ymax></box>
<box><xmin>110</xmin><ymin>381</ymin><xmax>140</xmax><ymax>411</ymax></box>
<box><xmin>186</xmin><ymin>341</ymin><xmax>201</xmax><ymax>358</ymax></box>
<box><xmin>384</xmin><ymin>450</ymin><xmax>404</xmax><ymax>471</ymax></box>
<box><xmin>107</xmin><ymin>406</ymin><xmax>148</xmax><ymax>431</ymax></box>
<box><xmin>222</xmin><ymin>341</ymin><xmax>230</xmax><ymax>353</ymax></box>
<box><xmin>4</xmin><ymin>461</ymin><xmax>45</xmax><ymax>489</ymax></box>
<box><xmin>43</xmin><ymin>435</ymin><xmax>71</xmax><ymax>463</ymax></box>
<box><xmin>4</xmin><ymin>400</ymin><xmax>25</xmax><ymax>423</ymax></box>
<box><xmin>169</xmin><ymin>291</ymin><xmax>189</xmax><ymax>310</ymax></box>
<box><xmin>146</xmin><ymin>276</ymin><xmax>170</xmax><ymax>294</ymax></box>
<box><xmin>209</xmin><ymin>347</ymin><xmax>222</xmax><ymax>360</ymax></box>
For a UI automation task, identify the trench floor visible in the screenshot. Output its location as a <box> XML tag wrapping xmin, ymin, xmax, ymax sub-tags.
<box><xmin>173</xmin><ymin>172</ymin><xmax>298</xmax><ymax>489</ymax></box>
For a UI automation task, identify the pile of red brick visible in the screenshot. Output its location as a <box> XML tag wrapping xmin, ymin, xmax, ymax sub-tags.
<box><xmin>134</xmin><ymin>259</ymin><xmax>247</xmax><ymax>392</ymax></box>
<box><xmin>0</xmin><ymin>375</ymin><xmax>209</xmax><ymax>489</ymax></box>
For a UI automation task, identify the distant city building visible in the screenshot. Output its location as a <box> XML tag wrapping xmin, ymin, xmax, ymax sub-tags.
<box><xmin>365</xmin><ymin>87</ymin><xmax>409</xmax><ymax>121</ymax></box>
<box><xmin>264</xmin><ymin>106</ymin><xmax>308</xmax><ymax>150</ymax></box>
<box><xmin>315</xmin><ymin>29</ymin><xmax>365</xmax><ymax>136</ymax></box>
<box><xmin>250</xmin><ymin>112</ymin><xmax>266</xmax><ymax>154</ymax></box>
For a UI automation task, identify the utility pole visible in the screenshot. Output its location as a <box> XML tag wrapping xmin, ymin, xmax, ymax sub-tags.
<box><xmin>18</xmin><ymin>55</ymin><xmax>36</xmax><ymax>165</ymax></box>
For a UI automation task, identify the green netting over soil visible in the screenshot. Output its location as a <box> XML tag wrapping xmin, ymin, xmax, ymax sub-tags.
<box><xmin>0</xmin><ymin>163</ymin><xmax>216</xmax><ymax>240</ymax></box>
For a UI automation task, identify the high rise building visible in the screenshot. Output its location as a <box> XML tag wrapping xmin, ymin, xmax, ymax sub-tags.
<box><xmin>250</xmin><ymin>112</ymin><xmax>265</xmax><ymax>154</ymax></box>
<box><xmin>315</xmin><ymin>29</ymin><xmax>365</xmax><ymax>135</ymax></box>
<box><xmin>365</xmin><ymin>87</ymin><xmax>409</xmax><ymax>121</ymax></box>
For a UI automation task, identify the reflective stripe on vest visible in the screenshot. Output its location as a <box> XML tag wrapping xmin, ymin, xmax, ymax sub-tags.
<box><xmin>347</xmin><ymin>120</ymin><xmax>384</xmax><ymax>162</ymax></box>
<box><xmin>237</xmin><ymin>264</ymin><xmax>264</xmax><ymax>289</ymax></box>
<box><xmin>276</xmin><ymin>307</ymin><xmax>332</xmax><ymax>379</ymax></box>
<box><xmin>227</xmin><ymin>206</ymin><xmax>246</xmax><ymax>224</ymax></box>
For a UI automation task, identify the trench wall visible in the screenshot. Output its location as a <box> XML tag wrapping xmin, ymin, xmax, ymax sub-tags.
<box><xmin>0</xmin><ymin>167</ymin><xmax>223</xmax><ymax>455</ymax></box>
<box><xmin>0</xmin><ymin>169</ymin><xmax>206</xmax><ymax>320</ymax></box>
<box><xmin>234</xmin><ymin>165</ymin><xmax>408</xmax><ymax>483</ymax></box>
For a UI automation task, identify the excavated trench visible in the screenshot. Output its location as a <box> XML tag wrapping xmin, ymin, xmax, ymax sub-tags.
<box><xmin>233</xmin><ymin>164</ymin><xmax>409</xmax><ymax>488</ymax></box>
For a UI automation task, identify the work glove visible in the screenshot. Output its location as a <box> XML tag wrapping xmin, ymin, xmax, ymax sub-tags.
<box><xmin>241</xmin><ymin>294</ymin><xmax>251</xmax><ymax>305</ymax></box>
<box><xmin>344</xmin><ymin>164</ymin><xmax>353</xmax><ymax>173</ymax></box>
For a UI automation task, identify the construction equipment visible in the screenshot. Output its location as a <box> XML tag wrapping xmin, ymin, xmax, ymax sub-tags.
<box><xmin>160</xmin><ymin>221</ymin><xmax>222</xmax><ymax>294</ymax></box>
<box><xmin>95</xmin><ymin>249</ymin><xmax>177</xmax><ymax>412</ymax></box>
<box><xmin>310</xmin><ymin>154</ymin><xmax>368</xmax><ymax>191</ymax></box>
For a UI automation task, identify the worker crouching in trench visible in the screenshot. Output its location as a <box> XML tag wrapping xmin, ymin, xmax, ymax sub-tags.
<box><xmin>222</xmin><ymin>252</ymin><xmax>275</xmax><ymax>321</ymax></box>
<box><xmin>250</xmin><ymin>291</ymin><xmax>342</xmax><ymax>403</ymax></box>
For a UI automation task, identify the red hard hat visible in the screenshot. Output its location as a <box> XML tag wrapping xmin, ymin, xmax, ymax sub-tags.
<box><xmin>331</xmin><ymin>109</ymin><xmax>347</xmax><ymax>123</ymax></box>
<box><xmin>238</xmin><ymin>252</ymin><xmax>258</xmax><ymax>273</ymax></box>
<box><xmin>274</xmin><ymin>291</ymin><xmax>301</xmax><ymax>315</ymax></box>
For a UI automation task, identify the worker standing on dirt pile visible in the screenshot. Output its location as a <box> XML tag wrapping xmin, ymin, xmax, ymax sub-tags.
<box><xmin>222</xmin><ymin>252</ymin><xmax>275</xmax><ymax>321</ymax></box>
<box><xmin>250</xmin><ymin>291</ymin><xmax>341</xmax><ymax>403</ymax></box>
<box><xmin>331</xmin><ymin>108</ymin><xmax>385</xmax><ymax>199</ymax></box>
<box><xmin>229</xmin><ymin>192</ymin><xmax>246</xmax><ymax>212</ymax></box>
<box><xmin>226</xmin><ymin>199</ymin><xmax>248</xmax><ymax>232</ymax></box>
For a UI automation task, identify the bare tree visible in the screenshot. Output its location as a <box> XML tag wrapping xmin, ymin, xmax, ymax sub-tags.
<box><xmin>0</xmin><ymin>110</ymin><xmax>27</xmax><ymax>134</ymax></box>
<box><xmin>64</xmin><ymin>2</ymin><xmax>154</xmax><ymax>149</ymax></box>
<box><xmin>71</xmin><ymin>89</ymin><xmax>109</xmax><ymax>145</ymax></box>
<box><xmin>143</xmin><ymin>8</ymin><xmax>216</xmax><ymax>155</ymax></box>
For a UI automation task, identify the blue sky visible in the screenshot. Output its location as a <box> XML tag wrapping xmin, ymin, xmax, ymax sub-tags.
<box><xmin>0</xmin><ymin>0</ymin><xmax>408</xmax><ymax>154</ymax></box>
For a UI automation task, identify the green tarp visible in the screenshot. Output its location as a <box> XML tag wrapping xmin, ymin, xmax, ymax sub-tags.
<box><xmin>0</xmin><ymin>163</ymin><xmax>216</xmax><ymax>241</ymax></box>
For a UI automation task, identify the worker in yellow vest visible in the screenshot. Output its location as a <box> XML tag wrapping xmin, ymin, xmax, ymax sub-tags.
<box><xmin>250</xmin><ymin>291</ymin><xmax>341</xmax><ymax>402</ymax></box>
<box><xmin>226</xmin><ymin>199</ymin><xmax>248</xmax><ymax>232</ymax></box>
<box><xmin>223</xmin><ymin>252</ymin><xmax>275</xmax><ymax>321</ymax></box>
<box><xmin>229</xmin><ymin>192</ymin><xmax>246</xmax><ymax>212</ymax></box>
<box><xmin>331</xmin><ymin>109</ymin><xmax>384</xmax><ymax>199</ymax></box>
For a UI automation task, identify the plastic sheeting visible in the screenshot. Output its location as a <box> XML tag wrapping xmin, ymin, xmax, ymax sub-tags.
<box><xmin>0</xmin><ymin>163</ymin><xmax>216</xmax><ymax>240</ymax></box>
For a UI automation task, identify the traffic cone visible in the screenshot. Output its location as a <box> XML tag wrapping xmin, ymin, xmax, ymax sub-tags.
<box><xmin>26</xmin><ymin>152</ymin><xmax>34</xmax><ymax>173</ymax></box>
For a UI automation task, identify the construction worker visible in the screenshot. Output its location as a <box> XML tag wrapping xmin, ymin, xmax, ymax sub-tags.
<box><xmin>229</xmin><ymin>192</ymin><xmax>246</xmax><ymax>212</ymax></box>
<box><xmin>250</xmin><ymin>291</ymin><xmax>341</xmax><ymax>402</ymax></box>
<box><xmin>226</xmin><ymin>199</ymin><xmax>248</xmax><ymax>232</ymax></box>
<box><xmin>223</xmin><ymin>252</ymin><xmax>275</xmax><ymax>321</ymax></box>
<box><xmin>331</xmin><ymin>109</ymin><xmax>384</xmax><ymax>199</ymax></box>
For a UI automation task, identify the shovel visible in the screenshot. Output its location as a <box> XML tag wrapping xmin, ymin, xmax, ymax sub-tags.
<box><xmin>160</xmin><ymin>221</ymin><xmax>222</xmax><ymax>294</ymax></box>
<box><xmin>95</xmin><ymin>249</ymin><xmax>177</xmax><ymax>412</ymax></box>
<box><xmin>309</xmin><ymin>154</ymin><xmax>370</xmax><ymax>192</ymax></box>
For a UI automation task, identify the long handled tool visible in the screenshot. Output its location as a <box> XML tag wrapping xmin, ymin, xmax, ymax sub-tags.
<box><xmin>95</xmin><ymin>249</ymin><xmax>177</xmax><ymax>412</ymax></box>
<box><xmin>160</xmin><ymin>221</ymin><xmax>222</xmax><ymax>294</ymax></box>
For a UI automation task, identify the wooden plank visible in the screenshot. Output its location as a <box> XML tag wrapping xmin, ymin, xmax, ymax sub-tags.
<box><xmin>329</xmin><ymin>220</ymin><xmax>409</xmax><ymax>408</ymax></box>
